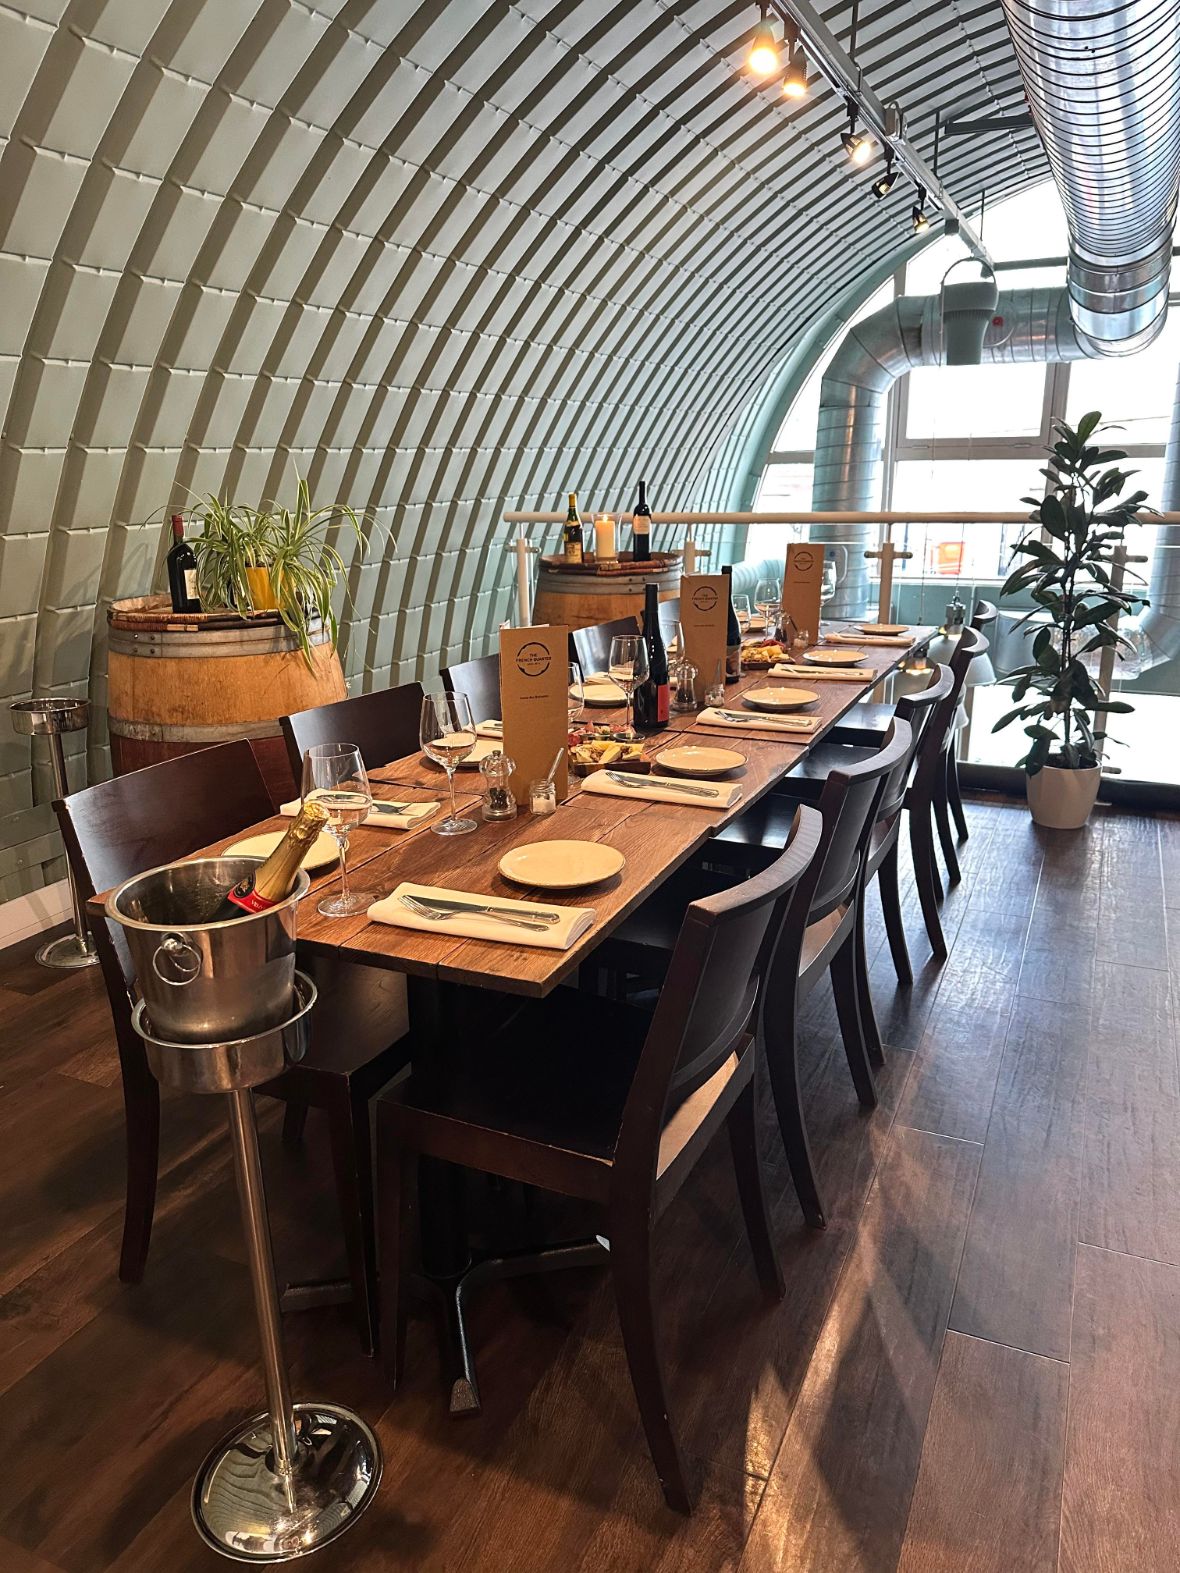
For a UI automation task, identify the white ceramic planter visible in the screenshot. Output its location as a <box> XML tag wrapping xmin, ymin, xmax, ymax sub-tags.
<box><xmin>1026</xmin><ymin>763</ymin><xmax>1102</xmax><ymax>829</ymax></box>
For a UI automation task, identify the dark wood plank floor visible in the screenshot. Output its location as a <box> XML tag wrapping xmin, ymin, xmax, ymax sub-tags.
<box><xmin>2</xmin><ymin>795</ymin><xmax>1179</xmax><ymax>1571</ymax></box>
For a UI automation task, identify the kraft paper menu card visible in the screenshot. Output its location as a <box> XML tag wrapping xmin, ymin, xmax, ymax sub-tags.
<box><xmin>679</xmin><ymin>574</ymin><xmax>728</xmax><ymax>703</ymax></box>
<box><xmin>499</xmin><ymin>625</ymin><xmax>570</xmax><ymax>803</ymax></box>
<box><xmin>782</xmin><ymin>542</ymin><xmax>823</xmax><ymax>645</ymax></box>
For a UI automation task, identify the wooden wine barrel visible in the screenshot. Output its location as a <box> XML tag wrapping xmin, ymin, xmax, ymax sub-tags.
<box><xmin>532</xmin><ymin>554</ymin><xmax>681</xmax><ymax>630</ymax></box>
<box><xmin>106</xmin><ymin>595</ymin><xmax>347</xmax><ymax>803</ymax></box>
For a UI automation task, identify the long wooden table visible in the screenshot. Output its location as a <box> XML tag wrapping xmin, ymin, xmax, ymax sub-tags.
<box><xmin>86</xmin><ymin>623</ymin><xmax>929</xmax><ymax>1410</ymax></box>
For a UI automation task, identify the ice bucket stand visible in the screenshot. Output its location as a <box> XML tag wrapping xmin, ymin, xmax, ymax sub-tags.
<box><xmin>10</xmin><ymin>697</ymin><xmax>98</xmax><ymax>970</ymax></box>
<box><xmin>133</xmin><ymin>974</ymin><xmax>381</xmax><ymax>1562</ymax></box>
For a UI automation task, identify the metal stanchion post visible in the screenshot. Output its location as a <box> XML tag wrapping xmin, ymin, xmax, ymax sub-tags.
<box><xmin>10</xmin><ymin>698</ymin><xmax>98</xmax><ymax>970</ymax></box>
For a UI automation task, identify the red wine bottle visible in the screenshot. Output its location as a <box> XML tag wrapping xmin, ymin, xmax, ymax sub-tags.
<box><xmin>632</xmin><ymin>479</ymin><xmax>652</xmax><ymax>563</ymax></box>
<box><xmin>633</xmin><ymin>582</ymin><xmax>669</xmax><ymax>733</ymax></box>
<box><xmin>166</xmin><ymin>515</ymin><xmax>202</xmax><ymax>613</ymax></box>
<box><xmin>722</xmin><ymin>565</ymin><xmax>742</xmax><ymax>682</ymax></box>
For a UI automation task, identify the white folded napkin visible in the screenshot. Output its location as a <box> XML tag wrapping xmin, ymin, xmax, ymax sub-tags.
<box><xmin>824</xmin><ymin>632</ymin><xmax>911</xmax><ymax>647</ymax></box>
<box><xmin>368</xmin><ymin>882</ymin><xmax>595</xmax><ymax>950</ymax></box>
<box><xmin>698</xmin><ymin>707</ymin><xmax>822</xmax><ymax>736</ymax></box>
<box><xmin>770</xmin><ymin>663</ymin><xmax>867</xmax><ymax>683</ymax></box>
<box><xmin>475</xmin><ymin>718</ymin><xmax>503</xmax><ymax>738</ymax></box>
<box><xmin>581</xmin><ymin>771</ymin><xmax>742</xmax><ymax>809</ymax></box>
<box><xmin>280</xmin><ymin>797</ymin><xmax>439</xmax><ymax>831</ymax></box>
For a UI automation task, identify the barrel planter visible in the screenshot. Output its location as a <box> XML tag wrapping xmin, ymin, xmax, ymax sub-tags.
<box><xmin>107</xmin><ymin>595</ymin><xmax>346</xmax><ymax>803</ymax></box>
<box><xmin>532</xmin><ymin>554</ymin><xmax>681</xmax><ymax>631</ymax></box>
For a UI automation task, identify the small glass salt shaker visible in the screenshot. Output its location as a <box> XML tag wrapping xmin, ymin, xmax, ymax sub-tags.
<box><xmin>478</xmin><ymin>750</ymin><xmax>517</xmax><ymax>820</ymax></box>
<box><xmin>705</xmin><ymin>659</ymin><xmax>726</xmax><ymax>708</ymax></box>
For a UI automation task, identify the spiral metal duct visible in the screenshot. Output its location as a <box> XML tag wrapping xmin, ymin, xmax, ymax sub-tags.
<box><xmin>812</xmin><ymin>288</ymin><xmax>1092</xmax><ymax>615</ymax></box>
<box><xmin>1001</xmin><ymin>0</ymin><xmax>1180</xmax><ymax>355</ymax></box>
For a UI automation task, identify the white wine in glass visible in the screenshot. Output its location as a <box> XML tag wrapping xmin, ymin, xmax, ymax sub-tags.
<box><xmin>608</xmin><ymin>634</ymin><xmax>648</xmax><ymax>741</ymax></box>
<box><xmin>301</xmin><ymin>742</ymin><xmax>374</xmax><ymax>917</ymax></box>
<box><xmin>420</xmin><ymin>692</ymin><xmax>479</xmax><ymax>836</ymax></box>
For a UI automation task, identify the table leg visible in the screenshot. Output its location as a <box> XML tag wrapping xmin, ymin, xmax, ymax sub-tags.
<box><xmin>190</xmin><ymin>1088</ymin><xmax>382</xmax><ymax>1562</ymax></box>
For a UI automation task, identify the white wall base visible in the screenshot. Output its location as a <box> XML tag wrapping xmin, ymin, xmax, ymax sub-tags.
<box><xmin>0</xmin><ymin>879</ymin><xmax>74</xmax><ymax>949</ymax></box>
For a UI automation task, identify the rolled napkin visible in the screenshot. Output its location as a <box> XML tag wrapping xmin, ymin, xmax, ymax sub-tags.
<box><xmin>280</xmin><ymin>796</ymin><xmax>439</xmax><ymax>831</ymax></box>
<box><xmin>698</xmin><ymin>707</ymin><xmax>822</xmax><ymax>736</ymax></box>
<box><xmin>581</xmin><ymin>770</ymin><xmax>742</xmax><ymax>809</ymax></box>
<box><xmin>475</xmin><ymin>718</ymin><xmax>503</xmax><ymax>738</ymax></box>
<box><xmin>369</xmin><ymin>882</ymin><xmax>595</xmax><ymax>950</ymax></box>
<box><xmin>770</xmin><ymin>663</ymin><xmax>868</xmax><ymax>683</ymax></box>
<box><xmin>824</xmin><ymin>632</ymin><xmax>912</xmax><ymax>647</ymax></box>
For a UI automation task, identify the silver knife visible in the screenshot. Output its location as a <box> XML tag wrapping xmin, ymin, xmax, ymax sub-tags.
<box><xmin>607</xmin><ymin>771</ymin><xmax>720</xmax><ymax>799</ymax></box>
<box><xmin>410</xmin><ymin>894</ymin><xmax>563</xmax><ymax>923</ymax></box>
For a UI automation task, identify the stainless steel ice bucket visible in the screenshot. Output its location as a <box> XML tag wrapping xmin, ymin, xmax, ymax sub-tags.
<box><xmin>105</xmin><ymin>857</ymin><xmax>310</xmax><ymax>1044</ymax></box>
<box><xmin>132</xmin><ymin>970</ymin><xmax>317</xmax><ymax>1093</ymax></box>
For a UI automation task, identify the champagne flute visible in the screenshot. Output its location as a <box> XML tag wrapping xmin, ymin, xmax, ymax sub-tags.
<box><xmin>420</xmin><ymin>692</ymin><xmax>479</xmax><ymax>836</ymax></box>
<box><xmin>568</xmin><ymin>661</ymin><xmax>586</xmax><ymax>732</ymax></box>
<box><xmin>301</xmin><ymin>742</ymin><xmax>374</xmax><ymax>918</ymax></box>
<box><xmin>608</xmin><ymin>633</ymin><xmax>648</xmax><ymax>741</ymax></box>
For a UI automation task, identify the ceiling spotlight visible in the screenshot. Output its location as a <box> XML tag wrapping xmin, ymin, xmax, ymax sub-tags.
<box><xmin>912</xmin><ymin>185</ymin><xmax>930</xmax><ymax>233</ymax></box>
<box><xmin>871</xmin><ymin>152</ymin><xmax>898</xmax><ymax>199</ymax></box>
<box><xmin>748</xmin><ymin>4</ymin><xmax>780</xmax><ymax>76</ymax></box>
<box><xmin>840</xmin><ymin>100</ymin><xmax>873</xmax><ymax>165</ymax></box>
<box><xmin>782</xmin><ymin>48</ymin><xmax>808</xmax><ymax>99</ymax></box>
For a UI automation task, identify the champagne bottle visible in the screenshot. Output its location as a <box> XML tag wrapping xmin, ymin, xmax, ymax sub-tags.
<box><xmin>562</xmin><ymin>492</ymin><xmax>584</xmax><ymax>566</ymax></box>
<box><xmin>166</xmin><ymin>514</ymin><xmax>202</xmax><ymax>613</ymax></box>
<box><xmin>207</xmin><ymin>799</ymin><xmax>330</xmax><ymax>921</ymax></box>
<box><xmin>633</xmin><ymin>582</ymin><xmax>670</xmax><ymax>733</ymax></box>
<box><xmin>722</xmin><ymin>565</ymin><xmax>742</xmax><ymax>683</ymax></box>
<box><xmin>632</xmin><ymin>478</ymin><xmax>652</xmax><ymax>563</ymax></box>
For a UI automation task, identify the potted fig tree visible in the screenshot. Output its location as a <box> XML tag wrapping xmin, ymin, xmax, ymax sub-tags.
<box><xmin>994</xmin><ymin>412</ymin><xmax>1148</xmax><ymax>830</ymax></box>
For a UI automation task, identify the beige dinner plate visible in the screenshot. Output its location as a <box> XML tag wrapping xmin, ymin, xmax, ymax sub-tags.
<box><xmin>656</xmin><ymin>745</ymin><xmax>746</xmax><ymax>778</ymax></box>
<box><xmin>498</xmin><ymin>839</ymin><xmax>625</xmax><ymax>890</ymax></box>
<box><xmin>423</xmin><ymin>735</ymin><xmax>499</xmax><ymax>769</ymax></box>
<box><xmin>742</xmin><ymin>685</ymin><xmax>819</xmax><ymax>712</ymax></box>
<box><xmin>858</xmin><ymin>622</ymin><xmax>909</xmax><ymax>636</ymax></box>
<box><xmin>224</xmin><ymin>829</ymin><xmax>340</xmax><ymax>872</ymax></box>
<box><xmin>804</xmin><ymin>646</ymin><xmax>868</xmax><ymax>666</ymax></box>
<box><xmin>578</xmin><ymin>679</ymin><xmax>627</xmax><ymax>707</ymax></box>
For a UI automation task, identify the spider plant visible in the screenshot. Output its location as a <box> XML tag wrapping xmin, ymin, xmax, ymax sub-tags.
<box><xmin>187</xmin><ymin>476</ymin><xmax>372</xmax><ymax>667</ymax></box>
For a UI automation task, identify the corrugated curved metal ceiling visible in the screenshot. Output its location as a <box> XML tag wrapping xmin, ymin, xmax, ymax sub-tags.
<box><xmin>0</xmin><ymin>0</ymin><xmax>1044</xmax><ymax>897</ymax></box>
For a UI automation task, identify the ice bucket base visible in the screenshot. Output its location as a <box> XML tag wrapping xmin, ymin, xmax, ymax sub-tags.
<box><xmin>192</xmin><ymin>1402</ymin><xmax>381</xmax><ymax>1564</ymax></box>
<box><xmin>132</xmin><ymin>972</ymin><xmax>316</xmax><ymax>1093</ymax></box>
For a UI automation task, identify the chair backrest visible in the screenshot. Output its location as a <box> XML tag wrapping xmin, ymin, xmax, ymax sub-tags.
<box><xmin>439</xmin><ymin>654</ymin><xmax>502</xmax><ymax>725</ymax></box>
<box><xmin>657</xmin><ymin>597</ymin><xmax>680</xmax><ymax>641</ymax></box>
<box><xmin>935</xmin><ymin>626</ymin><xmax>988</xmax><ymax>753</ymax></box>
<box><xmin>876</xmin><ymin>663</ymin><xmax>954</xmax><ymax>823</ymax></box>
<box><xmin>802</xmin><ymin>720</ymin><xmax>913</xmax><ymax>921</ymax></box>
<box><xmin>570</xmin><ymin>615</ymin><xmax>639</xmax><ymax>675</ymax></box>
<box><xmin>613</xmin><ymin>804</ymin><xmax>823</xmax><ymax>1197</ymax></box>
<box><xmin>281</xmin><ymin>681</ymin><xmax>425</xmax><ymax>784</ymax></box>
<box><xmin>55</xmin><ymin>741</ymin><xmax>276</xmax><ymax>1010</ymax></box>
<box><xmin>971</xmin><ymin>598</ymin><xmax>998</xmax><ymax>632</ymax></box>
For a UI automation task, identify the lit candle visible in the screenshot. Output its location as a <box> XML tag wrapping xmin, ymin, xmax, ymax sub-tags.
<box><xmin>595</xmin><ymin>513</ymin><xmax>617</xmax><ymax>562</ymax></box>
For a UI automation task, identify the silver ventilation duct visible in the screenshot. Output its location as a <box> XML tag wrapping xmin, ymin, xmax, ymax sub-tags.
<box><xmin>1001</xmin><ymin>0</ymin><xmax>1180</xmax><ymax>356</ymax></box>
<box><xmin>812</xmin><ymin>287</ymin><xmax>1093</xmax><ymax>616</ymax></box>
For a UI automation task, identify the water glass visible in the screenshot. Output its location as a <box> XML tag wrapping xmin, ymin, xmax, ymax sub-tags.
<box><xmin>420</xmin><ymin>692</ymin><xmax>479</xmax><ymax>836</ymax></box>
<box><xmin>301</xmin><ymin>742</ymin><xmax>374</xmax><ymax>917</ymax></box>
<box><xmin>568</xmin><ymin>661</ymin><xmax>586</xmax><ymax>731</ymax></box>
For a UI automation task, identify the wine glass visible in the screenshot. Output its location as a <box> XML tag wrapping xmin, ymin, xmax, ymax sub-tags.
<box><xmin>301</xmin><ymin>743</ymin><xmax>374</xmax><ymax>917</ymax></box>
<box><xmin>568</xmin><ymin>661</ymin><xmax>586</xmax><ymax>731</ymax></box>
<box><xmin>608</xmin><ymin>633</ymin><xmax>648</xmax><ymax>740</ymax></box>
<box><xmin>754</xmin><ymin>578</ymin><xmax>781</xmax><ymax>629</ymax></box>
<box><xmin>733</xmin><ymin>593</ymin><xmax>752</xmax><ymax>634</ymax></box>
<box><xmin>420</xmin><ymin>692</ymin><xmax>479</xmax><ymax>837</ymax></box>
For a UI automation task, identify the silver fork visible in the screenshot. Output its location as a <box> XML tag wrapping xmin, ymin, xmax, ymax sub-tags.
<box><xmin>605</xmin><ymin>771</ymin><xmax>719</xmax><ymax>799</ymax></box>
<box><xmin>399</xmin><ymin>893</ymin><xmax>554</xmax><ymax>934</ymax></box>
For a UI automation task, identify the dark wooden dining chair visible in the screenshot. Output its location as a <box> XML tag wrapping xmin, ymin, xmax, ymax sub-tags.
<box><xmin>280</xmin><ymin>680</ymin><xmax>425</xmax><ymax>785</ymax></box>
<box><xmin>570</xmin><ymin>614</ymin><xmax>639</xmax><ymax>674</ymax></box>
<box><xmin>593</xmin><ymin>725</ymin><xmax>911</xmax><ymax>1228</ymax></box>
<box><xmin>439</xmin><ymin>654</ymin><xmax>501</xmax><ymax>725</ymax></box>
<box><xmin>376</xmin><ymin>818</ymin><xmax>821</xmax><ymax>1513</ymax></box>
<box><xmin>54</xmin><ymin>740</ymin><xmax>410</xmax><ymax>1354</ymax></box>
